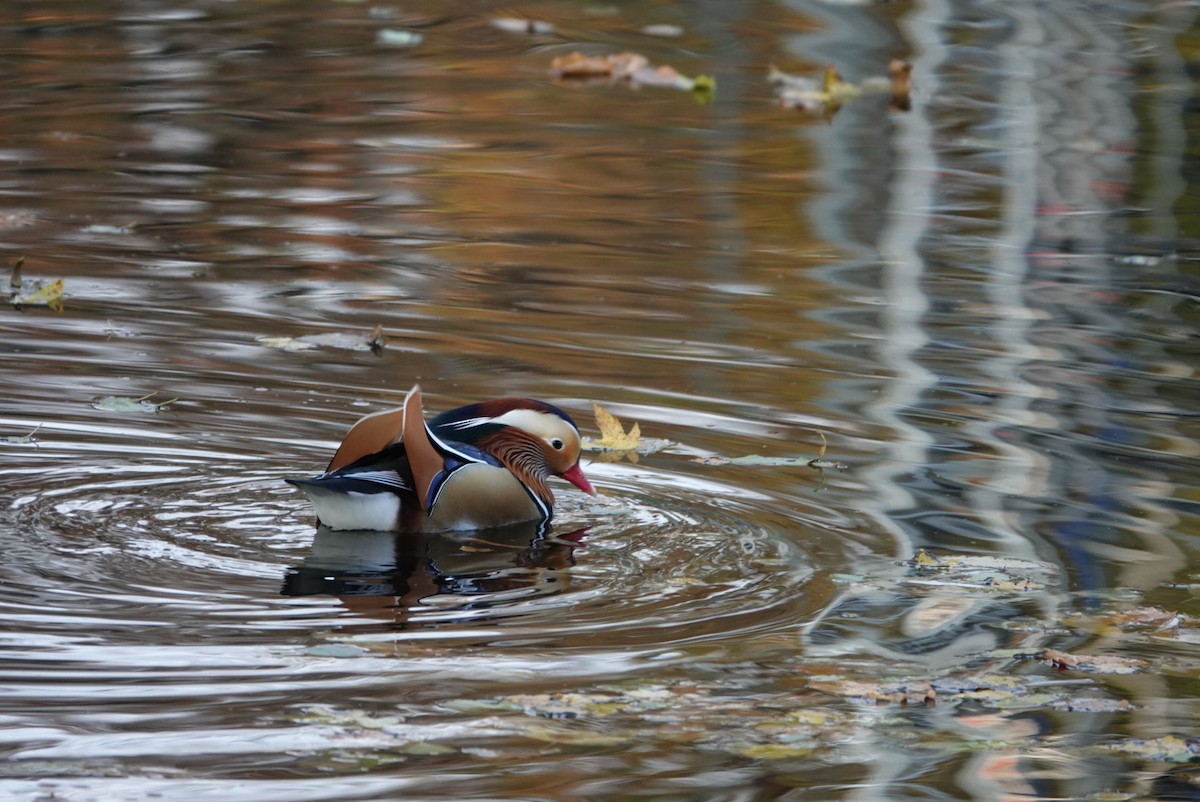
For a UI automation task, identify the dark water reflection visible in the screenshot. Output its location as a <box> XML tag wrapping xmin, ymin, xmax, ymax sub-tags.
<box><xmin>1</xmin><ymin>0</ymin><xmax>1199</xmax><ymax>800</ymax></box>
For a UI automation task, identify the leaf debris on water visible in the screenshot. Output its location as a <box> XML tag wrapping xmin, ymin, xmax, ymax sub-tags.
<box><xmin>258</xmin><ymin>324</ymin><xmax>386</xmax><ymax>355</ymax></box>
<box><xmin>769</xmin><ymin>59</ymin><xmax>912</xmax><ymax>118</ymax></box>
<box><xmin>550</xmin><ymin>52</ymin><xmax>714</xmax><ymax>97</ymax></box>
<box><xmin>91</xmin><ymin>391</ymin><xmax>178</xmax><ymax>414</ymax></box>
<box><xmin>492</xmin><ymin>17</ymin><xmax>555</xmax><ymax>34</ymax></box>
<box><xmin>0</xmin><ymin>423</ymin><xmax>41</xmax><ymax>446</ymax></box>
<box><xmin>376</xmin><ymin>29</ymin><xmax>422</xmax><ymax>47</ymax></box>
<box><xmin>1040</xmin><ymin>649</ymin><xmax>1148</xmax><ymax>675</ymax></box>
<box><xmin>1104</xmin><ymin>735</ymin><xmax>1200</xmax><ymax>763</ymax></box>
<box><xmin>693</xmin><ymin>432</ymin><xmax>845</xmax><ymax>469</ymax></box>
<box><xmin>641</xmin><ymin>24</ymin><xmax>684</xmax><ymax>38</ymax></box>
<box><xmin>103</xmin><ymin>319</ymin><xmax>136</xmax><ymax>338</ymax></box>
<box><xmin>8</xmin><ymin>256</ymin><xmax>65</xmax><ymax>313</ymax></box>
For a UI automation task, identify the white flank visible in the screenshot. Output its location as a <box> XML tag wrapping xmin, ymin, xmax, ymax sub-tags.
<box><xmin>307</xmin><ymin>490</ymin><xmax>400</xmax><ymax>532</ymax></box>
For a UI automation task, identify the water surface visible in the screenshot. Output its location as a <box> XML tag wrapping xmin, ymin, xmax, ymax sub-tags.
<box><xmin>2</xmin><ymin>1</ymin><xmax>1199</xmax><ymax>800</ymax></box>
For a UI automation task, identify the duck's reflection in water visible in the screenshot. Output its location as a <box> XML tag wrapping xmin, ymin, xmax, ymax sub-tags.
<box><xmin>281</xmin><ymin>523</ymin><xmax>586</xmax><ymax>629</ymax></box>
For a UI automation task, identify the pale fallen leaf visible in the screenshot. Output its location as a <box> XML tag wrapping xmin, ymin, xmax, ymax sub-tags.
<box><xmin>1051</xmin><ymin>696</ymin><xmax>1135</xmax><ymax>713</ymax></box>
<box><xmin>1104</xmin><ymin>735</ymin><xmax>1200</xmax><ymax>762</ymax></box>
<box><xmin>693</xmin><ymin>432</ymin><xmax>844</xmax><ymax>469</ymax></box>
<box><xmin>492</xmin><ymin>17</ymin><xmax>555</xmax><ymax>34</ymax></box>
<box><xmin>550</xmin><ymin>51</ymin><xmax>713</xmax><ymax>96</ymax></box>
<box><xmin>1041</xmin><ymin>649</ymin><xmax>1147</xmax><ymax>675</ymax></box>
<box><xmin>377</xmin><ymin>29</ymin><xmax>422</xmax><ymax>47</ymax></box>
<box><xmin>0</xmin><ymin>423</ymin><xmax>41</xmax><ymax>446</ymax></box>
<box><xmin>104</xmin><ymin>319</ymin><xmax>137</xmax><ymax>338</ymax></box>
<box><xmin>258</xmin><ymin>324</ymin><xmax>385</xmax><ymax>354</ymax></box>
<box><xmin>808</xmin><ymin>679</ymin><xmax>935</xmax><ymax>705</ymax></box>
<box><xmin>641</xmin><ymin>24</ymin><xmax>684</xmax><ymax>38</ymax></box>
<box><xmin>91</xmin><ymin>391</ymin><xmax>177</xmax><ymax>414</ymax></box>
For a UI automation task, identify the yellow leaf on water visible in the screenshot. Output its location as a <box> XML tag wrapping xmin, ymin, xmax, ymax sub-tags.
<box><xmin>587</xmin><ymin>402</ymin><xmax>641</xmax><ymax>450</ymax></box>
<box><xmin>21</xmin><ymin>278</ymin><xmax>64</xmax><ymax>311</ymax></box>
<box><xmin>9</xmin><ymin>258</ymin><xmax>64</xmax><ymax>312</ymax></box>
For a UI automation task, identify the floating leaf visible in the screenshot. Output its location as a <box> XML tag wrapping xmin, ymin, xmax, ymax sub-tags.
<box><xmin>736</xmin><ymin>743</ymin><xmax>816</xmax><ymax>760</ymax></box>
<box><xmin>770</xmin><ymin>59</ymin><xmax>912</xmax><ymax>118</ymax></box>
<box><xmin>808</xmin><ymin>679</ymin><xmax>936</xmax><ymax>706</ymax></box>
<box><xmin>1104</xmin><ymin>735</ymin><xmax>1200</xmax><ymax>763</ymax></box>
<box><xmin>1040</xmin><ymin>649</ymin><xmax>1147</xmax><ymax>675</ymax></box>
<box><xmin>584</xmin><ymin>402</ymin><xmax>641</xmax><ymax>450</ymax></box>
<box><xmin>580</xmin><ymin>404</ymin><xmax>670</xmax><ymax>461</ymax></box>
<box><xmin>961</xmin><ymin>689</ymin><xmax>1063</xmax><ymax>710</ymax></box>
<box><xmin>693</xmin><ymin>436</ymin><xmax>844</xmax><ymax>469</ymax></box>
<box><xmin>641</xmin><ymin>24</ymin><xmax>684</xmax><ymax>38</ymax></box>
<box><xmin>521</xmin><ymin>724</ymin><xmax>629</xmax><ymax>747</ymax></box>
<box><xmin>901</xmin><ymin>553</ymin><xmax>1057</xmax><ymax>593</ymax></box>
<box><xmin>257</xmin><ymin>336</ymin><xmax>317</xmax><ymax>352</ymax></box>
<box><xmin>697</xmin><ymin>454</ymin><xmax>816</xmax><ymax>467</ymax></box>
<box><xmin>505</xmin><ymin>692</ymin><xmax>629</xmax><ymax>718</ymax></box>
<box><xmin>442</xmin><ymin>698</ymin><xmax>524</xmax><ymax>715</ymax></box>
<box><xmin>296</xmin><ymin>706</ymin><xmax>403</xmax><ymax>730</ymax></box>
<box><xmin>8</xmin><ymin>257</ymin><xmax>64</xmax><ymax>312</ymax></box>
<box><xmin>1052</xmin><ymin>696</ymin><xmax>1136</xmax><ymax>713</ymax></box>
<box><xmin>103</xmin><ymin>319</ymin><xmax>136</xmax><ymax>338</ymax></box>
<box><xmin>0</xmin><ymin>423</ymin><xmax>40</xmax><ymax>446</ymax></box>
<box><xmin>492</xmin><ymin>17</ymin><xmax>555</xmax><ymax>34</ymax></box>
<box><xmin>83</xmin><ymin>223</ymin><xmax>134</xmax><ymax>235</ymax></box>
<box><xmin>910</xmin><ymin>548</ymin><xmax>942</xmax><ymax>568</ymax></box>
<box><xmin>377</xmin><ymin>29</ymin><xmax>422</xmax><ymax>47</ymax></box>
<box><xmin>258</xmin><ymin>324</ymin><xmax>385</xmax><ymax>355</ymax></box>
<box><xmin>91</xmin><ymin>391</ymin><xmax>177</xmax><ymax>414</ymax></box>
<box><xmin>550</xmin><ymin>52</ymin><xmax>713</xmax><ymax>97</ymax></box>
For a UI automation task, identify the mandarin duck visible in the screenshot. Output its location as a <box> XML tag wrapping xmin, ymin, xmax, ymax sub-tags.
<box><xmin>287</xmin><ymin>386</ymin><xmax>595</xmax><ymax>532</ymax></box>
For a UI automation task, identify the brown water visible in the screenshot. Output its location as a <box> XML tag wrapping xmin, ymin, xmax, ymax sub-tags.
<box><xmin>2</xmin><ymin>1</ymin><xmax>1199</xmax><ymax>800</ymax></box>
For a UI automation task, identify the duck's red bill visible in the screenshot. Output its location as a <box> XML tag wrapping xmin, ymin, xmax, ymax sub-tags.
<box><xmin>560</xmin><ymin>463</ymin><xmax>596</xmax><ymax>495</ymax></box>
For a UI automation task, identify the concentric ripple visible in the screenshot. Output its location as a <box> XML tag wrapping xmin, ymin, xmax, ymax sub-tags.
<box><xmin>0</xmin><ymin>420</ymin><xmax>839</xmax><ymax>684</ymax></box>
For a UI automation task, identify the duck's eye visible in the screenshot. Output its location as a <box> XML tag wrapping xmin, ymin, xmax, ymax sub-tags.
<box><xmin>550</xmin><ymin>438</ymin><xmax>565</xmax><ymax>451</ymax></box>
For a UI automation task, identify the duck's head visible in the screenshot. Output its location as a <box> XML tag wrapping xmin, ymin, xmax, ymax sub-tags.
<box><xmin>433</xmin><ymin>398</ymin><xmax>595</xmax><ymax>495</ymax></box>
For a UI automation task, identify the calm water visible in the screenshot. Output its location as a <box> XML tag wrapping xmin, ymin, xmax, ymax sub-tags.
<box><xmin>2</xmin><ymin>1</ymin><xmax>1199</xmax><ymax>800</ymax></box>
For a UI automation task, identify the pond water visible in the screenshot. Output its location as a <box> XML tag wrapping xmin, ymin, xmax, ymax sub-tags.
<box><xmin>2</xmin><ymin>1</ymin><xmax>1199</xmax><ymax>800</ymax></box>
